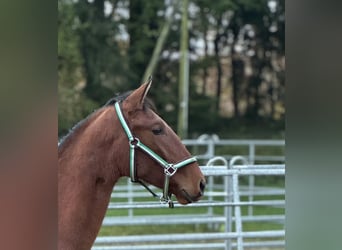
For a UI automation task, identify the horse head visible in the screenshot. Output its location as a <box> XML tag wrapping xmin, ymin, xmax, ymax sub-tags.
<box><xmin>119</xmin><ymin>79</ymin><xmax>206</xmax><ymax>205</ymax></box>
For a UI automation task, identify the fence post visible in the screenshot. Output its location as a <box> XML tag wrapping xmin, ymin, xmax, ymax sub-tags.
<box><xmin>226</xmin><ymin>158</ymin><xmax>233</xmax><ymax>250</ymax></box>
<box><xmin>233</xmin><ymin>172</ymin><xmax>243</xmax><ymax>250</ymax></box>
<box><xmin>127</xmin><ymin>178</ymin><xmax>133</xmax><ymax>217</ymax></box>
<box><xmin>206</xmin><ymin>156</ymin><xmax>227</xmax><ymax>232</ymax></box>
<box><xmin>198</xmin><ymin>134</ymin><xmax>216</xmax><ymax>225</ymax></box>
<box><xmin>248</xmin><ymin>144</ymin><xmax>255</xmax><ymax>216</ymax></box>
<box><xmin>206</xmin><ymin>156</ymin><xmax>230</xmax><ymax>248</ymax></box>
<box><xmin>230</xmin><ymin>156</ymin><xmax>249</xmax><ymax>250</ymax></box>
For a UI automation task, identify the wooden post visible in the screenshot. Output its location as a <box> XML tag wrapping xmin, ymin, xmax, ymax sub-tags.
<box><xmin>177</xmin><ymin>0</ymin><xmax>189</xmax><ymax>139</ymax></box>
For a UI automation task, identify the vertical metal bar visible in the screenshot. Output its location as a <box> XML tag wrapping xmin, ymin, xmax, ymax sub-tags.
<box><xmin>208</xmin><ymin>139</ymin><xmax>214</xmax><ymax>159</ymax></box>
<box><xmin>233</xmin><ymin>173</ymin><xmax>244</xmax><ymax>250</ymax></box>
<box><xmin>229</xmin><ymin>156</ymin><xmax>248</xmax><ymax>250</ymax></box>
<box><xmin>225</xmin><ymin>161</ymin><xmax>233</xmax><ymax>250</ymax></box>
<box><xmin>127</xmin><ymin>178</ymin><xmax>133</xmax><ymax>217</ymax></box>
<box><xmin>248</xmin><ymin>143</ymin><xmax>255</xmax><ymax>164</ymax></box>
<box><xmin>207</xmin><ymin>139</ymin><xmax>215</xmax><ymax>224</ymax></box>
<box><xmin>207</xmin><ymin>175</ymin><xmax>214</xmax><ymax>230</ymax></box>
<box><xmin>207</xmin><ymin>157</ymin><xmax>229</xmax><ymax>248</ymax></box>
<box><xmin>248</xmin><ymin>144</ymin><xmax>255</xmax><ymax>216</ymax></box>
<box><xmin>206</xmin><ymin>156</ymin><xmax>228</xmax><ymax>232</ymax></box>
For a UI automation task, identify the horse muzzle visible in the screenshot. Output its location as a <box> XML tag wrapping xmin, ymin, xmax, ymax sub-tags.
<box><xmin>177</xmin><ymin>179</ymin><xmax>206</xmax><ymax>204</ymax></box>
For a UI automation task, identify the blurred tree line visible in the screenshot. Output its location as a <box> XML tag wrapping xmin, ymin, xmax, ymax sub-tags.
<box><xmin>58</xmin><ymin>0</ymin><xmax>285</xmax><ymax>138</ymax></box>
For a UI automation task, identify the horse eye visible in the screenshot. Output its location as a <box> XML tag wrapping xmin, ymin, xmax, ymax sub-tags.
<box><xmin>152</xmin><ymin>128</ymin><xmax>163</xmax><ymax>135</ymax></box>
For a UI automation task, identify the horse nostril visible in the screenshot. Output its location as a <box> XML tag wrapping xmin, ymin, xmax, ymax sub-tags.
<box><xmin>199</xmin><ymin>179</ymin><xmax>206</xmax><ymax>194</ymax></box>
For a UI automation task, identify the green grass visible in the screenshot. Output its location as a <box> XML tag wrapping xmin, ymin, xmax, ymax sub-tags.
<box><xmin>99</xmin><ymin>223</ymin><xmax>211</xmax><ymax>236</ymax></box>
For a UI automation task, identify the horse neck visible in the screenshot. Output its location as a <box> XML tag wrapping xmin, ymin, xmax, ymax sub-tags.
<box><xmin>58</xmin><ymin>107</ymin><xmax>129</xmax><ymax>249</ymax></box>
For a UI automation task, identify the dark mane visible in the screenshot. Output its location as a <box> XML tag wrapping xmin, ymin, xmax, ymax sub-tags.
<box><xmin>105</xmin><ymin>91</ymin><xmax>157</xmax><ymax>112</ymax></box>
<box><xmin>104</xmin><ymin>91</ymin><xmax>132</xmax><ymax>106</ymax></box>
<box><xmin>58</xmin><ymin>111</ymin><xmax>98</xmax><ymax>149</ymax></box>
<box><xmin>58</xmin><ymin>91</ymin><xmax>157</xmax><ymax>148</ymax></box>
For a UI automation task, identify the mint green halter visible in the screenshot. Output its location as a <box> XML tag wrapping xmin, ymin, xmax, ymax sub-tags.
<box><xmin>114</xmin><ymin>102</ymin><xmax>197</xmax><ymax>208</ymax></box>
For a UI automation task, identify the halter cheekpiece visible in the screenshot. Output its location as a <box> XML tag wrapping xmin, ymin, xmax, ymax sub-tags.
<box><xmin>114</xmin><ymin>101</ymin><xmax>197</xmax><ymax>208</ymax></box>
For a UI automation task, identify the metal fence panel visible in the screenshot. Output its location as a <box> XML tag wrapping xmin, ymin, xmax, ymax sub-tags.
<box><xmin>93</xmin><ymin>138</ymin><xmax>285</xmax><ymax>250</ymax></box>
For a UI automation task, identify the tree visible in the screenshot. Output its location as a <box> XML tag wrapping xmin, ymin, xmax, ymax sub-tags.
<box><xmin>190</xmin><ymin>0</ymin><xmax>285</xmax><ymax>120</ymax></box>
<box><xmin>128</xmin><ymin>0</ymin><xmax>164</xmax><ymax>86</ymax></box>
<box><xmin>75</xmin><ymin>0</ymin><xmax>125</xmax><ymax>104</ymax></box>
<box><xmin>58</xmin><ymin>0</ymin><xmax>83</xmax><ymax>88</ymax></box>
<box><xmin>58</xmin><ymin>0</ymin><xmax>93</xmax><ymax>136</ymax></box>
<box><xmin>58</xmin><ymin>0</ymin><xmax>285</xmax><ymax>136</ymax></box>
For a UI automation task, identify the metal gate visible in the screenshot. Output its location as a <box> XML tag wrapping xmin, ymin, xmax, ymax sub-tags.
<box><xmin>93</xmin><ymin>152</ymin><xmax>285</xmax><ymax>250</ymax></box>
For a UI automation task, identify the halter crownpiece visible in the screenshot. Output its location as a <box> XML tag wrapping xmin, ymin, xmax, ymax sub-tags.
<box><xmin>114</xmin><ymin>101</ymin><xmax>197</xmax><ymax>208</ymax></box>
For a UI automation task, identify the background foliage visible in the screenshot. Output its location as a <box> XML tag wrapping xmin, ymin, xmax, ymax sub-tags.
<box><xmin>58</xmin><ymin>0</ymin><xmax>285</xmax><ymax>138</ymax></box>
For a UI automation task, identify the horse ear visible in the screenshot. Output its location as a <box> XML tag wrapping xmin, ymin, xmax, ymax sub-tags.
<box><xmin>125</xmin><ymin>76</ymin><xmax>152</xmax><ymax>111</ymax></box>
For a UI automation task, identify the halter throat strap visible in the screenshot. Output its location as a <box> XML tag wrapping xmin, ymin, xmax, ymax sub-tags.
<box><xmin>114</xmin><ymin>102</ymin><xmax>197</xmax><ymax>208</ymax></box>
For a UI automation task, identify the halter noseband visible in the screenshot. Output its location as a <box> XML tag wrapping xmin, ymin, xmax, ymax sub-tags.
<box><xmin>114</xmin><ymin>102</ymin><xmax>197</xmax><ymax>208</ymax></box>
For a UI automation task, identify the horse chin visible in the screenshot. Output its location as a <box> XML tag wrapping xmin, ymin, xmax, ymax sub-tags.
<box><xmin>174</xmin><ymin>195</ymin><xmax>191</xmax><ymax>205</ymax></box>
<box><xmin>174</xmin><ymin>189</ymin><xmax>202</xmax><ymax>205</ymax></box>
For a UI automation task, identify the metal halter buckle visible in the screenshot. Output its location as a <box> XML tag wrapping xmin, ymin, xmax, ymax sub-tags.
<box><xmin>164</xmin><ymin>164</ymin><xmax>177</xmax><ymax>177</ymax></box>
<box><xmin>160</xmin><ymin>195</ymin><xmax>174</xmax><ymax>208</ymax></box>
<box><xmin>129</xmin><ymin>137</ymin><xmax>140</xmax><ymax>148</ymax></box>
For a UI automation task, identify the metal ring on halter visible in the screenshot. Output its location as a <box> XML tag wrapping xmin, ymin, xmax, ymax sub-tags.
<box><xmin>159</xmin><ymin>195</ymin><xmax>168</xmax><ymax>204</ymax></box>
<box><xmin>129</xmin><ymin>137</ymin><xmax>140</xmax><ymax>148</ymax></box>
<box><xmin>164</xmin><ymin>164</ymin><xmax>177</xmax><ymax>176</ymax></box>
<box><xmin>160</xmin><ymin>195</ymin><xmax>174</xmax><ymax>208</ymax></box>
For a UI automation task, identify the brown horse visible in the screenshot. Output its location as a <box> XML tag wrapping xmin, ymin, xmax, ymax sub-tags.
<box><xmin>58</xmin><ymin>79</ymin><xmax>205</xmax><ymax>250</ymax></box>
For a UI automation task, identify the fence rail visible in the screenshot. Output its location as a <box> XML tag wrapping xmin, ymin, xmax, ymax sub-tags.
<box><xmin>95</xmin><ymin>230</ymin><xmax>285</xmax><ymax>243</ymax></box>
<box><xmin>182</xmin><ymin>136</ymin><xmax>285</xmax><ymax>165</ymax></box>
